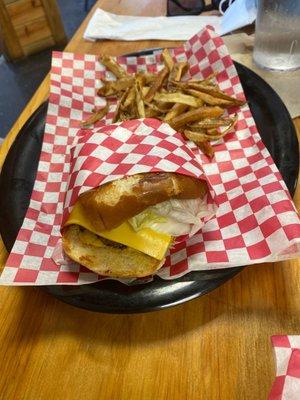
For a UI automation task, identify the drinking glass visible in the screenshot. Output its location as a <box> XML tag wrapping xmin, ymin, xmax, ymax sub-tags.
<box><xmin>253</xmin><ymin>0</ymin><xmax>300</xmax><ymax>71</ymax></box>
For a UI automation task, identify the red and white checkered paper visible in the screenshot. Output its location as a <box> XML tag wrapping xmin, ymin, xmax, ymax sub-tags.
<box><xmin>1</xmin><ymin>26</ymin><xmax>300</xmax><ymax>285</ymax></box>
<box><xmin>61</xmin><ymin>119</ymin><xmax>215</xmax><ymax>234</ymax></box>
<box><xmin>269</xmin><ymin>336</ymin><xmax>300</xmax><ymax>400</ymax></box>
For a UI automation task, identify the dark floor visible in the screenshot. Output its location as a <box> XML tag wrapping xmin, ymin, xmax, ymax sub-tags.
<box><xmin>0</xmin><ymin>0</ymin><xmax>96</xmax><ymax>139</ymax></box>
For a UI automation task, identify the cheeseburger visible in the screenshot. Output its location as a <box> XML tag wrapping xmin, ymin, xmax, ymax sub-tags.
<box><xmin>62</xmin><ymin>172</ymin><xmax>208</xmax><ymax>278</ymax></box>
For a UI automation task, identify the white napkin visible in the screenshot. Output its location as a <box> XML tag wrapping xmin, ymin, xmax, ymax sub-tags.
<box><xmin>84</xmin><ymin>8</ymin><xmax>222</xmax><ymax>41</ymax></box>
<box><xmin>83</xmin><ymin>4</ymin><xmax>257</xmax><ymax>42</ymax></box>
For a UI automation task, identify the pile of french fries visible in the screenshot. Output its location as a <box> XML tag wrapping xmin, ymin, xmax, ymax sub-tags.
<box><xmin>81</xmin><ymin>49</ymin><xmax>245</xmax><ymax>158</ymax></box>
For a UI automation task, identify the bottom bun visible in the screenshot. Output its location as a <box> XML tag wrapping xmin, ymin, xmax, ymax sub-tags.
<box><xmin>62</xmin><ymin>225</ymin><xmax>165</xmax><ymax>278</ymax></box>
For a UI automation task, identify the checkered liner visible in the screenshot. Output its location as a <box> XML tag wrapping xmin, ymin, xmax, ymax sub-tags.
<box><xmin>62</xmin><ymin>119</ymin><xmax>215</xmax><ymax>232</ymax></box>
<box><xmin>269</xmin><ymin>336</ymin><xmax>300</xmax><ymax>400</ymax></box>
<box><xmin>1</xmin><ymin>26</ymin><xmax>300</xmax><ymax>285</ymax></box>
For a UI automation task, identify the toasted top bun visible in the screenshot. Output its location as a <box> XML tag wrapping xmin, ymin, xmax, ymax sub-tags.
<box><xmin>62</xmin><ymin>225</ymin><xmax>164</xmax><ymax>278</ymax></box>
<box><xmin>76</xmin><ymin>172</ymin><xmax>207</xmax><ymax>232</ymax></box>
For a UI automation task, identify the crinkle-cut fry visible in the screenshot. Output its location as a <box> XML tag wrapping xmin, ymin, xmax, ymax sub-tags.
<box><xmin>99</xmin><ymin>55</ymin><xmax>128</xmax><ymax>78</ymax></box>
<box><xmin>161</xmin><ymin>48</ymin><xmax>174</xmax><ymax>71</ymax></box>
<box><xmin>184</xmin><ymin>88</ymin><xmax>234</xmax><ymax>107</ymax></box>
<box><xmin>188</xmin><ymin>117</ymin><xmax>236</xmax><ymax>129</ymax></box>
<box><xmin>170</xmin><ymin>106</ymin><xmax>224</xmax><ymax>129</ymax></box>
<box><xmin>154</xmin><ymin>92</ymin><xmax>203</xmax><ymax>108</ymax></box>
<box><xmin>135</xmin><ymin>81</ymin><xmax>145</xmax><ymax>118</ymax></box>
<box><xmin>144</xmin><ymin>66</ymin><xmax>169</xmax><ymax>102</ymax></box>
<box><xmin>164</xmin><ymin>103</ymin><xmax>189</xmax><ymax>122</ymax></box>
<box><xmin>184</xmin><ymin>130</ymin><xmax>214</xmax><ymax>157</ymax></box>
<box><xmin>97</xmin><ymin>77</ymin><xmax>134</xmax><ymax>96</ymax></box>
<box><xmin>81</xmin><ymin>104</ymin><xmax>109</xmax><ymax>127</ymax></box>
<box><xmin>186</xmin><ymin>82</ymin><xmax>245</xmax><ymax>105</ymax></box>
<box><xmin>169</xmin><ymin>62</ymin><xmax>188</xmax><ymax>82</ymax></box>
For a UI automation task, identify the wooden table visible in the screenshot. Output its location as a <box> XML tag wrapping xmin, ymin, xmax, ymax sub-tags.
<box><xmin>0</xmin><ymin>1</ymin><xmax>299</xmax><ymax>399</ymax></box>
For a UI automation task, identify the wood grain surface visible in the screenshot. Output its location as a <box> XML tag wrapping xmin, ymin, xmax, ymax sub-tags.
<box><xmin>0</xmin><ymin>1</ymin><xmax>299</xmax><ymax>399</ymax></box>
<box><xmin>0</xmin><ymin>0</ymin><xmax>24</xmax><ymax>60</ymax></box>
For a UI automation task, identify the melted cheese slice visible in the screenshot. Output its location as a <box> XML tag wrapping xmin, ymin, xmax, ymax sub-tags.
<box><xmin>65</xmin><ymin>202</ymin><xmax>172</xmax><ymax>260</ymax></box>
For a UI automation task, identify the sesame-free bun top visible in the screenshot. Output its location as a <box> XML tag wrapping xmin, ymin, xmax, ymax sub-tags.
<box><xmin>75</xmin><ymin>172</ymin><xmax>207</xmax><ymax>233</ymax></box>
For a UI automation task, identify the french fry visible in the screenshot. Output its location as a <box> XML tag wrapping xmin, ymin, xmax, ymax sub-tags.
<box><xmin>186</xmin><ymin>82</ymin><xmax>245</xmax><ymax>106</ymax></box>
<box><xmin>169</xmin><ymin>62</ymin><xmax>188</xmax><ymax>83</ymax></box>
<box><xmin>189</xmin><ymin>72</ymin><xmax>218</xmax><ymax>86</ymax></box>
<box><xmin>170</xmin><ymin>106</ymin><xmax>224</xmax><ymax>129</ymax></box>
<box><xmin>184</xmin><ymin>89</ymin><xmax>234</xmax><ymax>107</ymax></box>
<box><xmin>113</xmin><ymin>89</ymin><xmax>129</xmax><ymax>123</ymax></box>
<box><xmin>97</xmin><ymin>77</ymin><xmax>134</xmax><ymax>96</ymax></box>
<box><xmin>164</xmin><ymin>103</ymin><xmax>189</xmax><ymax>122</ymax></box>
<box><xmin>184</xmin><ymin>130</ymin><xmax>214</xmax><ymax>157</ymax></box>
<box><xmin>184</xmin><ymin>130</ymin><xmax>215</xmax><ymax>157</ymax></box>
<box><xmin>187</xmin><ymin>72</ymin><xmax>218</xmax><ymax>85</ymax></box>
<box><xmin>198</xmin><ymin>141</ymin><xmax>215</xmax><ymax>158</ymax></box>
<box><xmin>161</xmin><ymin>48</ymin><xmax>174</xmax><ymax>71</ymax></box>
<box><xmin>123</xmin><ymin>86</ymin><xmax>135</xmax><ymax>108</ymax></box>
<box><xmin>188</xmin><ymin>117</ymin><xmax>236</xmax><ymax>129</ymax></box>
<box><xmin>185</xmin><ymin>115</ymin><xmax>238</xmax><ymax>141</ymax></box>
<box><xmin>206</xmin><ymin>115</ymin><xmax>238</xmax><ymax>139</ymax></box>
<box><xmin>153</xmin><ymin>102</ymin><xmax>173</xmax><ymax>112</ymax></box>
<box><xmin>144</xmin><ymin>66</ymin><xmax>169</xmax><ymax>102</ymax></box>
<box><xmin>185</xmin><ymin>126</ymin><xmax>207</xmax><ymax>134</ymax></box>
<box><xmin>184</xmin><ymin>129</ymin><xmax>209</xmax><ymax>141</ymax></box>
<box><xmin>81</xmin><ymin>104</ymin><xmax>109</xmax><ymax>127</ymax></box>
<box><xmin>99</xmin><ymin>55</ymin><xmax>128</xmax><ymax>78</ymax></box>
<box><xmin>142</xmin><ymin>86</ymin><xmax>150</xmax><ymax>98</ymax></box>
<box><xmin>185</xmin><ymin>129</ymin><xmax>221</xmax><ymax>141</ymax></box>
<box><xmin>144</xmin><ymin>73</ymin><xmax>157</xmax><ymax>84</ymax></box>
<box><xmin>145</xmin><ymin>101</ymin><xmax>172</xmax><ymax>114</ymax></box>
<box><xmin>154</xmin><ymin>92</ymin><xmax>203</xmax><ymax>108</ymax></box>
<box><xmin>135</xmin><ymin>82</ymin><xmax>145</xmax><ymax>118</ymax></box>
<box><xmin>145</xmin><ymin>107</ymin><xmax>162</xmax><ymax>118</ymax></box>
<box><xmin>119</xmin><ymin>111</ymin><xmax>133</xmax><ymax>121</ymax></box>
<box><xmin>95</xmin><ymin>49</ymin><xmax>243</xmax><ymax>160</ymax></box>
<box><xmin>144</xmin><ymin>101</ymin><xmax>164</xmax><ymax>118</ymax></box>
<box><xmin>135</xmin><ymin>73</ymin><xmax>147</xmax><ymax>87</ymax></box>
<box><xmin>184</xmin><ymin>128</ymin><xmax>221</xmax><ymax>141</ymax></box>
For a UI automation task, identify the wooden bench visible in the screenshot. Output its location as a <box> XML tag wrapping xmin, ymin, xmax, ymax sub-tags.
<box><xmin>0</xmin><ymin>0</ymin><xmax>67</xmax><ymax>60</ymax></box>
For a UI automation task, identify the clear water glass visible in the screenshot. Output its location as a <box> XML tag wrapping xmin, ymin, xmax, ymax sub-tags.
<box><xmin>253</xmin><ymin>0</ymin><xmax>300</xmax><ymax>71</ymax></box>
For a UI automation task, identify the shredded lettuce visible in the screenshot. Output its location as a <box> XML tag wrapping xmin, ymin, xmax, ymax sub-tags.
<box><xmin>129</xmin><ymin>210</ymin><xmax>166</xmax><ymax>231</ymax></box>
<box><xmin>128</xmin><ymin>196</ymin><xmax>213</xmax><ymax>236</ymax></box>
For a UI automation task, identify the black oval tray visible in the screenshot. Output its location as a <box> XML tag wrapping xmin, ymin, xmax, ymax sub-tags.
<box><xmin>0</xmin><ymin>57</ymin><xmax>298</xmax><ymax>313</ymax></box>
